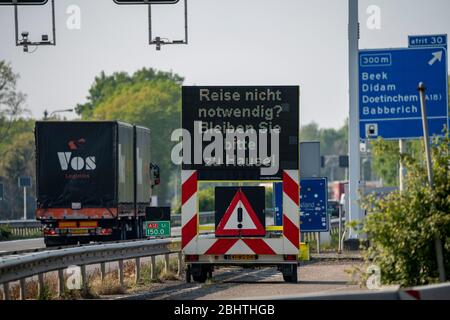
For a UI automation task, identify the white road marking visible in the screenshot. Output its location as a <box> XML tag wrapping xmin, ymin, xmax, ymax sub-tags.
<box><xmin>0</xmin><ymin>238</ymin><xmax>43</xmax><ymax>244</ymax></box>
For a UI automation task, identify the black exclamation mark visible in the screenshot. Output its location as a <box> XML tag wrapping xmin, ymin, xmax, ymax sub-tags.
<box><xmin>237</xmin><ymin>207</ymin><xmax>243</xmax><ymax>229</ymax></box>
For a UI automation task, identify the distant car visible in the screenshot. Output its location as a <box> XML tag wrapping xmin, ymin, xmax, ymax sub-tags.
<box><xmin>327</xmin><ymin>200</ymin><xmax>340</xmax><ymax>218</ymax></box>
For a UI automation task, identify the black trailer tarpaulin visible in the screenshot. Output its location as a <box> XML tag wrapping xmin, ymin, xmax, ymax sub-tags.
<box><xmin>35</xmin><ymin>122</ymin><xmax>116</xmax><ymax>208</ymax></box>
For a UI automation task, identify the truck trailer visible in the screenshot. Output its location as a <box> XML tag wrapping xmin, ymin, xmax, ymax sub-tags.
<box><xmin>35</xmin><ymin>121</ymin><xmax>160</xmax><ymax>247</ymax></box>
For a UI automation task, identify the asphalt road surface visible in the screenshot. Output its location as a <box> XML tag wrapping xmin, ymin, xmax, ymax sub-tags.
<box><xmin>0</xmin><ymin>227</ymin><xmax>185</xmax><ymax>254</ymax></box>
<box><xmin>115</xmin><ymin>260</ymin><xmax>364</xmax><ymax>300</ymax></box>
<box><xmin>0</xmin><ymin>238</ymin><xmax>45</xmax><ymax>253</ymax></box>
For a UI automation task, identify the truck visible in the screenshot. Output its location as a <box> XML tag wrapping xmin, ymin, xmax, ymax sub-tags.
<box><xmin>34</xmin><ymin>121</ymin><xmax>160</xmax><ymax>247</ymax></box>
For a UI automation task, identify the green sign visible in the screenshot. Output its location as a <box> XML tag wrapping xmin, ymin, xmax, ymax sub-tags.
<box><xmin>145</xmin><ymin>221</ymin><xmax>171</xmax><ymax>237</ymax></box>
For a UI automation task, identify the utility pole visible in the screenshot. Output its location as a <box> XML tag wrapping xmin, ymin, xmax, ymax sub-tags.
<box><xmin>23</xmin><ymin>185</ymin><xmax>27</xmax><ymax>220</ymax></box>
<box><xmin>399</xmin><ymin>139</ymin><xmax>407</xmax><ymax>191</ymax></box>
<box><xmin>348</xmin><ymin>0</ymin><xmax>362</xmax><ymax>240</ymax></box>
<box><xmin>418</xmin><ymin>82</ymin><xmax>446</xmax><ymax>283</ymax></box>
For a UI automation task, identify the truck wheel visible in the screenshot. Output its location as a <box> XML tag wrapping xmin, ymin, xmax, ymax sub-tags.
<box><xmin>44</xmin><ymin>237</ymin><xmax>64</xmax><ymax>248</ymax></box>
<box><xmin>282</xmin><ymin>264</ymin><xmax>298</xmax><ymax>283</ymax></box>
<box><xmin>186</xmin><ymin>266</ymin><xmax>192</xmax><ymax>283</ymax></box>
<box><xmin>191</xmin><ymin>265</ymin><xmax>209</xmax><ymax>283</ymax></box>
<box><xmin>121</xmin><ymin>223</ymin><xmax>127</xmax><ymax>241</ymax></box>
<box><xmin>192</xmin><ymin>272</ymin><xmax>208</xmax><ymax>283</ymax></box>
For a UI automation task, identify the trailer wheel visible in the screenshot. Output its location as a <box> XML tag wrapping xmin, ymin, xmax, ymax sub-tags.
<box><xmin>116</xmin><ymin>221</ymin><xmax>127</xmax><ymax>241</ymax></box>
<box><xmin>128</xmin><ymin>218</ymin><xmax>140</xmax><ymax>239</ymax></box>
<box><xmin>282</xmin><ymin>264</ymin><xmax>298</xmax><ymax>283</ymax></box>
<box><xmin>191</xmin><ymin>265</ymin><xmax>210</xmax><ymax>283</ymax></box>
<box><xmin>192</xmin><ymin>273</ymin><xmax>208</xmax><ymax>283</ymax></box>
<box><xmin>44</xmin><ymin>238</ymin><xmax>63</xmax><ymax>248</ymax></box>
<box><xmin>186</xmin><ymin>265</ymin><xmax>192</xmax><ymax>283</ymax></box>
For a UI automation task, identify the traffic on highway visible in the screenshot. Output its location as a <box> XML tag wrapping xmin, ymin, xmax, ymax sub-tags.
<box><xmin>0</xmin><ymin>0</ymin><xmax>449</xmax><ymax>316</ymax></box>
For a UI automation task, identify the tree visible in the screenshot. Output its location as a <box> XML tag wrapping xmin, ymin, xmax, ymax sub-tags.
<box><xmin>0</xmin><ymin>61</ymin><xmax>33</xmax><ymax>220</ymax></box>
<box><xmin>0</xmin><ymin>132</ymin><xmax>36</xmax><ymax>219</ymax></box>
<box><xmin>361</xmin><ymin>132</ymin><xmax>450</xmax><ymax>286</ymax></box>
<box><xmin>79</xmin><ymin>68</ymin><xmax>183</xmax><ymax>205</ymax></box>
<box><xmin>369</xmin><ymin>139</ymin><xmax>399</xmax><ymax>186</ymax></box>
<box><xmin>0</xmin><ymin>61</ymin><xmax>28</xmax><ymax>151</ymax></box>
<box><xmin>301</xmin><ymin>120</ymin><xmax>349</xmax><ymax>181</ymax></box>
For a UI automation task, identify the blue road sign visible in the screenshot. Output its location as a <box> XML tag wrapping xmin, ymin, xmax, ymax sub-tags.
<box><xmin>273</xmin><ymin>182</ymin><xmax>283</xmax><ymax>226</ymax></box>
<box><xmin>300</xmin><ymin>178</ymin><xmax>328</xmax><ymax>232</ymax></box>
<box><xmin>18</xmin><ymin>176</ymin><xmax>32</xmax><ymax>188</ymax></box>
<box><xmin>359</xmin><ymin>47</ymin><xmax>448</xmax><ymax>140</ymax></box>
<box><xmin>273</xmin><ymin>178</ymin><xmax>329</xmax><ymax>232</ymax></box>
<box><xmin>409</xmin><ymin>34</ymin><xmax>447</xmax><ymax>49</ymax></box>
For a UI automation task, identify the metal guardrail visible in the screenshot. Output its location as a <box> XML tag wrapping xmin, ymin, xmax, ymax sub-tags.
<box><xmin>0</xmin><ymin>212</ymin><xmax>216</xmax><ymax>237</ymax></box>
<box><xmin>0</xmin><ymin>212</ymin><xmax>347</xmax><ymax>300</ymax></box>
<box><xmin>0</xmin><ymin>211</ymin><xmax>342</xmax><ymax>245</ymax></box>
<box><xmin>260</xmin><ymin>282</ymin><xmax>450</xmax><ymax>300</ymax></box>
<box><xmin>0</xmin><ymin>220</ymin><xmax>42</xmax><ymax>238</ymax></box>
<box><xmin>0</xmin><ymin>238</ymin><xmax>182</xmax><ymax>300</ymax></box>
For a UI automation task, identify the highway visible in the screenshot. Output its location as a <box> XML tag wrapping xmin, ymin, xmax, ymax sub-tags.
<box><xmin>114</xmin><ymin>260</ymin><xmax>364</xmax><ymax>300</ymax></box>
<box><xmin>0</xmin><ymin>226</ymin><xmax>185</xmax><ymax>255</ymax></box>
<box><xmin>0</xmin><ymin>238</ymin><xmax>45</xmax><ymax>254</ymax></box>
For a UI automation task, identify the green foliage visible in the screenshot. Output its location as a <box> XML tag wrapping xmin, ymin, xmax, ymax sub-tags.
<box><xmin>0</xmin><ymin>224</ymin><xmax>12</xmax><ymax>240</ymax></box>
<box><xmin>0</xmin><ymin>61</ymin><xmax>28</xmax><ymax>140</ymax></box>
<box><xmin>198</xmin><ymin>188</ymin><xmax>215</xmax><ymax>212</ymax></box>
<box><xmin>0</xmin><ymin>61</ymin><xmax>33</xmax><ymax>220</ymax></box>
<box><xmin>0</xmin><ymin>131</ymin><xmax>36</xmax><ymax>219</ymax></box>
<box><xmin>370</xmin><ymin>139</ymin><xmax>399</xmax><ymax>186</ymax></box>
<box><xmin>265</xmin><ymin>186</ymin><xmax>273</xmax><ymax>209</ymax></box>
<box><xmin>361</xmin><ymin>133</ymin><xmax>450</xmax><ymax>287</ymax></box>
<box><xmin>78</xmin><ymin>68</ymin><xmax>183</xmax><ymax>204</ymax></box>
<box><xmin>300</xmin><ymin>120</ymin><xmax>348</xmax><ymax>155</ymax></box>
<box><xmin>76</xmin><ymin>69</ymin><xmax>183</xmax><ymax>118</ymax></box>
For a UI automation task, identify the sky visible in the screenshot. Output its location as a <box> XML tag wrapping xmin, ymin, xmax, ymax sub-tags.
<box><xmin>0</xmin><ymin>0</ymin><xmax>449</xmax><ymax>129</ymax></box>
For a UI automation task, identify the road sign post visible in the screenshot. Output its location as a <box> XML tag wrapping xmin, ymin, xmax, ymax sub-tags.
<box><xmin>418</xmin><ymin>83</ymin><xmax>446</xmax><ymax>283</ymax></box>
<box><xmin>348</xmin><ymin>0</ymin><xmax>362</xmax><ymax>241</ymax></box>
<box><xmin>18</xmin><ymin>177</ymin><xmax>31</xmax><ymax>220</ymax></box>
<box><xmin>399</xmin><ymin>139</ymin><xmax>407</xmax><ymax>192</ymax></box>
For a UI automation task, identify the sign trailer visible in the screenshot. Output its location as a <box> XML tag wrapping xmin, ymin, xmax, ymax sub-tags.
<box><xmin>181</xmin><ymin>86</ymin><xmax>300</xmax><ymax>283</ymax></box>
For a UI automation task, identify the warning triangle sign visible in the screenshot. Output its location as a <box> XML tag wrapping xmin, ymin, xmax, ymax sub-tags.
<box><xmin>216</xmin><ymin>189</ymin><xmax>266</xmax><ymax>237</ymax></box>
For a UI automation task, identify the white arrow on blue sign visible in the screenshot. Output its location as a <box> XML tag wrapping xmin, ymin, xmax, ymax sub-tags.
<box><xmin>359</xmin><ymin>47</ymin><xmax>448</xmax><ymax>140</ymax></box>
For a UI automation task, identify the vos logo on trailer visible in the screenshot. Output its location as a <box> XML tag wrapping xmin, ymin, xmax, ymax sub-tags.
<box><xmin>58</xmin><ymin>138</ymin><xmax>96</xmax><ymax>171</ymax></box>
<box><xmin>57</xmin><ymin>140</ymin><xmax>96</xmax><ymax>172</ymax></box>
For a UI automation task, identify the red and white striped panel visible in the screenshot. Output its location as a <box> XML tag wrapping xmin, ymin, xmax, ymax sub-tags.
<box><xmin>181</xmin><ymin>170</ymin><xmax>198</xmax><ymax>250</ymax></box>
<box><xmin>181</xmin><ymin>170</ymin><xmax>300</xmax><ymax>256</ymax></box>
<box><xmin>282</xmin><ymin>170</ymin><xmax>300</xmax><ymax>253</ymax></box>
